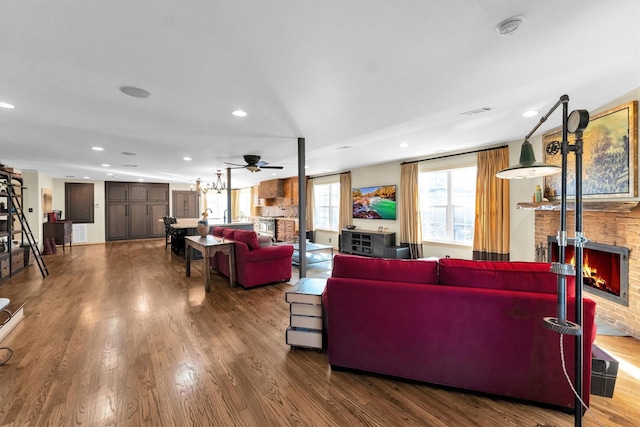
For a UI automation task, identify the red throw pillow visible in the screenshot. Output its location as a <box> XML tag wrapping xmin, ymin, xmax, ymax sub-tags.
<box><xmin>222</xmin><ymin>228</ymin><xmax>235</xmax><ymax>240</ymax></box>
<box><xmin>438</xmin><ymin>258</ymin><xmax>575</xmax><ymax>295</ymax></box>
<box><xmin>233</xmin><ymin>230</ymin><xmax>260</xmax><ymax>250</ymax></box>
<box><xmin>212</xmin><ymin>227</ymin><xmax>224</xmax><ymax>237</ymax></box>
<box><xmin>331</xmin><ymin>254</ymin><xmax>438</xmax><ymax>284</ymax></box>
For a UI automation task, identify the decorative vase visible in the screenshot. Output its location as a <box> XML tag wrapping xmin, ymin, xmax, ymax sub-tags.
<box><xmin>197</xmin><ymin>219</ymin><xmax>209</xmax><ymax>238</ymax></box>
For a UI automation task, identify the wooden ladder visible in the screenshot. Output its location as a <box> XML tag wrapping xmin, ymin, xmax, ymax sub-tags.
<box><xmin>7</xmin><ymin>182</ymin><xmax>48</xmax><ymax>278</ymax></box>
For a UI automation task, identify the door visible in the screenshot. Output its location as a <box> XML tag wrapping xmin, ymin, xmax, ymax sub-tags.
<box><xmin>150</xmin><ymin>204</ymin><xmax>168</xmax><ymax>237</ymax></box>
<box><xmin>129</xmin><ymin>203</ymin><xmax>149</xmax><ymax>238</ymax></box>
<box><xmin>106</xmin><ymin>203</ymin><xmax>128</xmax><ymax>240</ymax></box>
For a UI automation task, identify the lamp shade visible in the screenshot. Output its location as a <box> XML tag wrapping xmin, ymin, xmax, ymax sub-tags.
<box><xmin>496</xmin><ymin>139</ymin><xmax>561</xmax><ymax>179</ymax></box>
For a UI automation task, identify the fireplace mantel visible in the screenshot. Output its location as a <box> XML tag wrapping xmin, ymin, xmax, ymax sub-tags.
<box><xmin>517</xmin><ymin>201</ymin><xmax>639</xmax><ymax>212</ymax></box>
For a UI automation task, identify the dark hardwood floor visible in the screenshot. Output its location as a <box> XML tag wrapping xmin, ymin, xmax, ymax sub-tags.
<box><xmin>0</xmin><ymin>240</ymin><xmax>639</xmax><ymax>426</ymax></box>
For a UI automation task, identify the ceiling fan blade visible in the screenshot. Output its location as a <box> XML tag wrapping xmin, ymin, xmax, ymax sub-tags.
<box><xmin>224</xmin><ymin>161</ymin><xmax>246</xmax><ymax>167</ymax></box>
<box><xmin>260</xmin><ymin>165</ymin><xmax>284</xmax><ymax>169</ymax></box>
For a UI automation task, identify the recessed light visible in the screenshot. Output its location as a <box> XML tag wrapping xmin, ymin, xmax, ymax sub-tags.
<box><xmin>83</xmin><ymin>176</ymin><xmax>91</xmax><ymax>179</ymax></box>
<box><xmin>102</xmin><ymin>164</ymin><xmax>110</xmax><ymax>167</ymax></box>
<box><xmin>119</xmin><ymin>86</ymin><xmax>151</xmax><ymax>98</ymax></box>
<box><xmin>92</xmin><ymin>146</ymin><xmax>104</xmax><ymax>151</ymax></box>
<box><xmin>0</xmin><ymin>102</ymin><xmax>15</xmax><ymax>109</ymax></box>
<box><xmin>106</xmin><ymin>173</ymin><xmax>114</xmax><ymax>176</ymax></box>
<box><xmin>183</xmin><ymin>157</ymin><xmax>192</xmax><ymax>161</ymax></box>
<box><xmin>523</xmin><ymin>110</ymin><xmax>539</xmax><ymax>117</ymax></box>
<box><xmin>271</xmin><ymin>173</ymin><xmax>277</xmax><ymax>176</ymax></box>
<box><xmin>304</xmin><ymin>165</ymin><xmax>309</xmax><ymax>169</ymax></box>
<box><xmin>399</xmin><ymin>142</ymin><xmax>409</xmax><ymax>148</ymax></box>
<box><xmin>138</xmin><ymin>178</ymin><xmax>144</xmax><ymax>182</ymax></box>
<box><xmin>232</xmin><ymin>110</ymin><xmax>247</xmax><ymax>117</ymax></box>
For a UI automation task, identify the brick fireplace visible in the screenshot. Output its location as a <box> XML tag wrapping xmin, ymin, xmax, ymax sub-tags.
<box><xmin>535</xmin><ymin>206</ymin><xmax>640</xmax><ymax>339</ymax></box>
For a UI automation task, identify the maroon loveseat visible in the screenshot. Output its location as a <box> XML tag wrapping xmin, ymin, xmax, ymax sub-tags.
<box><xmin>210</xmin><ymin>227</ymin><xmax>294</xmax><ymax>288</ymax></box>
<box><xmin>324</xmin><ymin>254</ymin><xmax>597</xmax><ymax>410</ymax></box>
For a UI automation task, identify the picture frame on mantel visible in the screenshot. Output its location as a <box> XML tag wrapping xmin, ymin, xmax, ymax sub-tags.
<box><xmin>542</xmin><ymin>100</ymin><xmax>638</xmax><ymax>200</ymax></box>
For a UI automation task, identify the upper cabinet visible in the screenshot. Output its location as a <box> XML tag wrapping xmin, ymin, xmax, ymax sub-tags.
<box><xmin>258</xmin><ymin>179</ymin><xmax>284</xmax><ymax>199</ymax></box>
<box><xmin>258</xmin><ymin>177</ymin><xmax>306</xmax><ymax>206</ymax></box>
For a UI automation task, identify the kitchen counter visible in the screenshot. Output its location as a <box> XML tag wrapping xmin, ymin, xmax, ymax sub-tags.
<box><xmin>169</xmin><ymin>219</ymin><xmax>254</xmax><ymax>256</ymax></box>
<box><xmin>170</xmin><ymin>218</ymin><xmax>254</xmax><ymax>229</ymax></box>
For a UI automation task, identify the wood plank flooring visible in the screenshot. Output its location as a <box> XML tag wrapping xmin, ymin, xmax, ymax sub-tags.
<box><xmin>0</xmin><ymin>240</ymin><xmax>639</xmax><ymax>426</ymax></box>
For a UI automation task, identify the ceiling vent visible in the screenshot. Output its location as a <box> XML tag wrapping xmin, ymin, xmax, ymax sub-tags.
<box><xmin>460</xmin><ymin>107</ymin><xmax>494</xmax><ymax>116</ymax></box>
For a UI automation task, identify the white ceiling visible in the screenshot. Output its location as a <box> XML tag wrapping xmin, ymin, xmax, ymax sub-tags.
<box><xmin>1</xmin><ymin>0</ymin><xmax>639</xmax><ymax>188</ymax></box>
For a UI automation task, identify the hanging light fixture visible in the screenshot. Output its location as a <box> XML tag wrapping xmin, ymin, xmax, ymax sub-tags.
<box><xmin>210</xmin><ymin>170</ymin><xmax>226</xmax><ymax>194</ymax></box>
<box><xmin>195</xmin><ymin>170</ymin><xmax>227</xmax><ymax>195</ymax></box>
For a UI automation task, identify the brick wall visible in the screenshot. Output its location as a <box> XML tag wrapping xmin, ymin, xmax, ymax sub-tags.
<box><xmin>535</xmin><ymin>208</ymin><xmax>640</xmax><ymax>338</ymax></box>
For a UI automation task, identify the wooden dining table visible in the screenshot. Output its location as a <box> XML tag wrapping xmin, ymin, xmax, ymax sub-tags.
<box><xmin>184</xmin><ymin>235</ymin><xmax>235</xmax><ymax>292</ymax></box>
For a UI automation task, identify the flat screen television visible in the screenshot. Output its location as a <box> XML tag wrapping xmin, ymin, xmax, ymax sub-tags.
<box><xmin>352</xmin><ymin>185</ymin><xmax>397</xmax><ymax>220</ymax></box>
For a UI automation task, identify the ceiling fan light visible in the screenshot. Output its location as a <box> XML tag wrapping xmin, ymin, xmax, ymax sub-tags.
<box><xmin>246</xmin><ymin>165</ymin><xmax>260</xmax><ymax>172</ymax></box>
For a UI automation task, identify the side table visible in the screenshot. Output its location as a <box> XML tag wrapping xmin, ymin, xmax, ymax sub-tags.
<box><xmin>285</xmin><ymin>278</ymin><xmax>327</xmax><ymax>351</ymax></box>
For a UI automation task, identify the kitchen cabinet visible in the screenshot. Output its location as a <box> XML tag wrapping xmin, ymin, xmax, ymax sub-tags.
<box><xmin>276</xmin><ymin>218</ymin><xmax>298</xmax><ymax>242</ymax></box>
<box><xmin>172</xmin><ymin>190</ymin><xmax>198</xmax><ymax>218</ymax></box>
<box><xmin>258</xmin><ymin>179</ymin><xmax>284</xmax><ymax>199</ymax></box>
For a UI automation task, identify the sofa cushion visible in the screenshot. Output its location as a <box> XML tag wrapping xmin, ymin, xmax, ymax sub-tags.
<box><xmin>331</xmin><ymin>254</ymin><xmax>438</xmax><ymax>284</ymax></box>
<box><xmin>212</xmin><ymin>227</ymin><xmax>225</xmax><ymax>237</ymax></box>
<box><xmin>222</xmin><ymin>228</ymin><xmax>236</xmax><ymax>240</ymax></box>
<box><xmin>233</xmin><ymin>229</ymin><xmax>260</xmax><ymax>250</ymax></box>
<box><xmin>438</xmin><ymin>258</ymin><xmax>575</xmax><ymax>295</ymax></box>
<box><xmin>259</xmin><ymin>235</ymin><xmax>273</xmax><ymax>247</ymax></box>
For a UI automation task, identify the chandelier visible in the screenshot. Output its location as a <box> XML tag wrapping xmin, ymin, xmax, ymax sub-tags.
<box><xmin>197</xmin><ymin>170</ymin><xmax>226</xmax><ymax>195</ymax></box>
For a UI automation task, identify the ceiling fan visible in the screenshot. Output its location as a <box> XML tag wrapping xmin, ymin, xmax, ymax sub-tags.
<box><xmin>224</xmin><ymin>155</ymin><xmax>284</xmax><ymax>173</ymax></box>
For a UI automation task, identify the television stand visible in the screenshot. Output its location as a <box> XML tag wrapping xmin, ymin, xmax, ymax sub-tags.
<box><xmin>340</xmin><ymin>229</ymin><xmax>406</xmax><ymax>258</ymax></box>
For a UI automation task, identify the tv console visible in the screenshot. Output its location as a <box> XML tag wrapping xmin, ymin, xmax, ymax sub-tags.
<box><xmin>340</xmin><ymin>229</ymin><xmax>409</xmax><ymax>259</ymax></box>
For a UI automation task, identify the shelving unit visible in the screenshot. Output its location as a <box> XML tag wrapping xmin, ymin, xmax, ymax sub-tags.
<box><xmin>0</xmin><ymin>170</ymin><xmax>25</xmax><ymax>282</ymax></box>
<box><xmin>340</xmin><ymin>229</ymin><xmax>398</xmax><ymax>258</ymax></box>
<box><xmin>285</xmin><ymin>278</ymin><xmax>326</xmax><ymax>351</ymax></box>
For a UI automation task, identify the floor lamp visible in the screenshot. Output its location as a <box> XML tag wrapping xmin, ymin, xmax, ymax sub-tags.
<box><xmin>497</xmin><ymin>94</ymin><xmax>590</xmax><ymax>427</ymax></box>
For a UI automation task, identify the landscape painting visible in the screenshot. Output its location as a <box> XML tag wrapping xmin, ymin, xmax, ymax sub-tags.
<box><xmin>543</xmin><ymin>101</ymin><xmax>638</xmax><ymax>199</ymax></box>
<box><xmin>352</xmin><ymin>185</ymin><xmax>397</xmax><ymax>220</ymax></box>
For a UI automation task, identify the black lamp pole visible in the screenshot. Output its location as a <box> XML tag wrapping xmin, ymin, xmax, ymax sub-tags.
<box><xmin>498</xmin><ymin>95</ymin><xmax>590</xmax><ymax>427</ymax></box>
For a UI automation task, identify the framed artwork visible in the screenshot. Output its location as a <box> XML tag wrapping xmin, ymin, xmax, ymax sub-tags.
<box><xmin>41</xmin><ymin>188</ymin><xmax>52</xmax><ymax>219</ymax></box>
<box><xmin>543</xmin><ymin>101</ymin><xmax>638</xmax><ymax>200</ymax></box>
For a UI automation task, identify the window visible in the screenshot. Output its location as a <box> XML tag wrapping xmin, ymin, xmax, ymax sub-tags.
<box><xmin>204</xmin><ymin>192</ymin><xmax>227</xmax><ymax>220</ymax></box>
<box><xmin>237</xmin><ymin>188</ymin><xmax>251</xmax><ymax>218</ymax></box>
<box><xmin>314</xmin><ymin>182</ymin><xmax>340</xmax><ymax>231</ymax></box>
<box><xmin>419</xmin><ymin>166</ymin><xmax>476</xmax><ymax>244</ymax></box>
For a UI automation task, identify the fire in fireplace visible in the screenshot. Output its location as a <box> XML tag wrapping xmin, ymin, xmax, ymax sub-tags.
<box><xmin>547</xmin><ymin>237</ymin><xmax>629</xmax><ymax>306</ymax></box>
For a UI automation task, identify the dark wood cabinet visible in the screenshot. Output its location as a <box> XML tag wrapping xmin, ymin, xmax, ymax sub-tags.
<box><xmin>340</xmin><ymin>229</ymin><xmax>396</xmax><ymax>258</ymax></box>
<box><xmin>65</xmin><ymin>183</ymin><xmax>94</xmax><ymax>223</ymax></box>
<box><xmin>105</xmin><ymin>182</ymin><xmax>168</xmax><ymax>241</ymax></box>
<box><xmin>106</xmin><ymin>203</ymin><xmax>128</xmax><ymax>240</ymax></box>
<box><xmin>172</xmin><ymin>191</ymin><xmax>198</xmax><ymax>218</ymax></box>
<box><xmin>43</xmin><ymin>221</ymin><xmax>73</xmax><ymax>252</ymax></box>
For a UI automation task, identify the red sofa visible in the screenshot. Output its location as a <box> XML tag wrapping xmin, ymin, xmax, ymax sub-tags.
<box><xmin>324</xmin><ymin>254</ymin><xmax>597</xmax><ymax>410</ymax></box>
<box><xmin>210</xmin><ymin>227</ymin><xmax>294</xmax><ymax>288</ymax></box>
